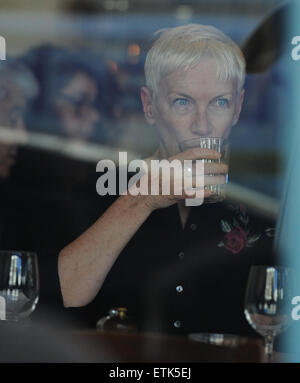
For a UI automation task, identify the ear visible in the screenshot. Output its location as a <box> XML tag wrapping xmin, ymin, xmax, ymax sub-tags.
<box><xmin>140</xmin><ymin>86</ymin><xmax>155</xmax><ymax>125</ymax></box>
<box><xmin>232</xmin><ymin>89</ymin><xmax>245</xmax><ymax>126</ymax></box>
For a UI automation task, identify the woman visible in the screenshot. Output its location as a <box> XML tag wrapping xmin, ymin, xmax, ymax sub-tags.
<box><xmin>58</xmin><ymin>24</ymin><xmax>274</xmax><ymax>335</ymax></box>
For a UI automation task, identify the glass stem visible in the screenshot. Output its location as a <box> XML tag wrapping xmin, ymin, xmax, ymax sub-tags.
<box><xmin>264</xmin><ymin>334</ymin><xmax>274</xmax><ymax>363</ymax></box>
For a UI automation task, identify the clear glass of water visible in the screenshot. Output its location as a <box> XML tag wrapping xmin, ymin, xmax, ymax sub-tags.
<box><xmin>179</xmin><ymin>137</ymin><xmax>230</xmax><ymax>203</ymax></box>
<box><xmin>0</xmin><ymin>251</ymin><xmax>39</xmax><ymax>322</ymax></box>
<box><xmin>244</xmin><ymin>265</ymin><xmax>292</xmax><ymax>362</ymax></box>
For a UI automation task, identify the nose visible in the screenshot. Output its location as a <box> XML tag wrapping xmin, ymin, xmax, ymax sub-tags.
<box><xmin>191</xmin><ymin>107</ymin><xmax>213</xmax><ymax>137</ymax></box>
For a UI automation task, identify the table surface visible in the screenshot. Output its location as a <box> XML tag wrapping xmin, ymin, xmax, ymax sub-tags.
<box><xmin>0</xmin><ymin>323</ymin><xmax>290</xmax><ymax>362</ymax></box>
<box><xmin>67</xmin><ymin>330</ymin><xmax>289</xmax><ymax>363</ymax></box>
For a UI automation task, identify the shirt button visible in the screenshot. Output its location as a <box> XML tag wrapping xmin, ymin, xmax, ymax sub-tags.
<box><xmin>178</xmin><ymin>251</ymin><xmax>185</xmax><ymax>260</ymax></box>
<box><xmin>176</xmin><ymin>285</ymin><xmax>183</xmax><ymax>293</ymax></box>
<box><xmin>190</xmin><ymin>223</ymin><xmax>197</xmax><ymax>231</ymax></box>
<box><xmin>174</xmin><ymin>320</ymin><xmax>181</xmax><ymax>328</ymax></box>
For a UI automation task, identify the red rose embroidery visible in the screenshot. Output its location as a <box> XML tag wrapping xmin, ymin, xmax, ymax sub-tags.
<box><xmin>223</xmin><ymin>227</ymin><xmax>247</xmax><ymax>254</ymax></box>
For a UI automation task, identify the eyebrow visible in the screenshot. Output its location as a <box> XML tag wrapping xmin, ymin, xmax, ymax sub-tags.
<box><xmin>168</xmin><ymin>92</ymin><xmax>234</xmax><ymax>99</ymax></box>
<box><xmin>213</xmin><ymin>93</ymin><xmax>234</xmax><ymax>99</ymax></box>
<box><xmin>168</xmin><ymin>92</ymin><xmax>193</xmax><ymax>99</ymax></box>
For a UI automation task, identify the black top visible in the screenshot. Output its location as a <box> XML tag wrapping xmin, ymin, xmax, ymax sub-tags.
<box><xmin>61</xmin><ymin>170</ymin><xmax>275</xmax><ymax>337</ymax></box>
<box><xmin>0</xmin><ymin>162</ymin><xmax>276</xmax><ymax>336</ymax></box>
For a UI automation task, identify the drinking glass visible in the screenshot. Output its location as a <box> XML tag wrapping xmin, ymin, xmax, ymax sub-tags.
<box><xmin>244</xmin><ymin>265</ymin><xmax>292</xmax><ymax>362</ymax></box>
<box><xmin>0</xmin><ymin>251</ymin><xmax>39</xmax><ymax>322</ymax></box>
<box><xmin>179</xmin><ymin>137</ymin><xmax>229</xmax><ymax>203</ymax></box>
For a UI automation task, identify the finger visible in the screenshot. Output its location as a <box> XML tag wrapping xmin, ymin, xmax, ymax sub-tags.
<box><xmin>183</xmin><ymin>188</ymin><xmax>212</xmax><ymax>199</ymax></box>
<box><xmin>148</xmin><ymin>148</ymin><xmax>160</xmax><ymax>160</ymax></box>
<box><xmin>203</xmin><ymin>174</ymin><xmax>226</xmax><ymax>186</ymax></box>
<box><xmin>182</xmin><ymin>175</ymin><xmax>226</xmax><ymax>192</ymax></box>
<box><xmin>203</xmin><ymin>162</ymin><xmax>228</xmax><ymax>175</ymax></box>
<box><xmin>185</xmin><ymin>175</ymin><xmax>226</xmax><ymax>188</ymax></box>
<box><xmin>171</xmin><ymin>147</ymin><xmax>221</xmax><ymax>162</ymax></box>
<box><xmin>184</xmin><ymin>162</ymin><xmax>228</xmax><ymax>175</ymax></box>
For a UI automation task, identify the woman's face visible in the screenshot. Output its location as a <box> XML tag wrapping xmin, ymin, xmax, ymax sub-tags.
<box><xmin>56</xmin><ymin>71</ymin><xmax>100</xmax><ymax>141</ymax></box>
<box><xmin>141</xmin><ymin>58</ymin><xmax>244</xmax><ymax>157</ymax></box>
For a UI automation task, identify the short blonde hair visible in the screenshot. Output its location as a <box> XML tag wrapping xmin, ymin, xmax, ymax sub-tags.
<box><xmin>145</xmin><ymin>24</ymin><xmax>246</xmax><ymax>98</ymax></box>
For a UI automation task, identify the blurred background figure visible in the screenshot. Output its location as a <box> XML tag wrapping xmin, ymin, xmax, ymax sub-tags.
<box><xmin>0</xmin><ymin>59</ymin><xmax>38</xmax><ymax>180</ymax></box>
<box><xmin>54</xmin><ymin>61</ymin><xmax>100</xmax><ymax>142</ymax></box>
<box><xmin>22</xmin><ymin>45</ymin><xmax>121</xmax><ymax>144</ymax></box>
<box><xmin>12</xmin><ymin>45</ymin><xmax>123</xmax><ymax>197</ymax></box>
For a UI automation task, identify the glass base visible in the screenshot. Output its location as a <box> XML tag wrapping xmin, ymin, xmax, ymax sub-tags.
<box><xmin>2</xmin><ymin>313</ymin><xmax>19</xmax><ymax>322</ymax></box>
<box><xmin>1</xmin><ymin>313</ymin><xmax>32</xmax><ymax>322</ymax></box>
<box><xmin>204</xmin><ymin>182</ymin><xmax>226</xmax><ymax>204</ymax></box>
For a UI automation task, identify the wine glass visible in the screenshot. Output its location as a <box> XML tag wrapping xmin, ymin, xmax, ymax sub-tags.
<box><xmin>244</xmin><ymin>265</ymin><xmax>292</xmax><ymax>362</ymax></box>
<box><xmin>0</xmin><ymin>251</ymin><xmax>39</xmax><ymax>322</ymax></box>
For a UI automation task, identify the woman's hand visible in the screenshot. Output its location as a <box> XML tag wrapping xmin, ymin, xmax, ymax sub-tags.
<box><xmin>130</xmin><ymin>147</ymin><xmax>228</xmax><ymax>212</ymax></box>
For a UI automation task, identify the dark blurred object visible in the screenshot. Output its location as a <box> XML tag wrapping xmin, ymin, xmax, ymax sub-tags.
<box><xmin>242</xmin><ymin>3</ymin><xmax>291</xmax><ymax>73</ymax></box>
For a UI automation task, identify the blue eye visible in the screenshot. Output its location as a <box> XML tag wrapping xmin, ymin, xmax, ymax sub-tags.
<box><xmin>216</xmin><ymin>98</ymin><xmax>229</xmax><ymax>107</ymax></box>
<box><xmin>174</xmin><ymin>98</ymin><xmax>189</xmax><ymax>106</ymax></box>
